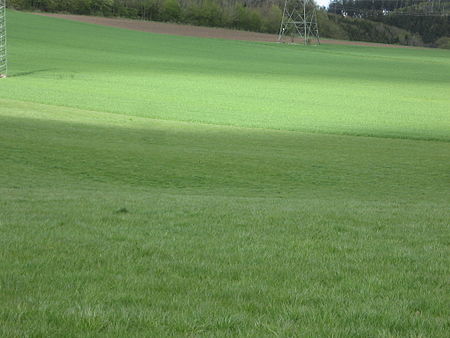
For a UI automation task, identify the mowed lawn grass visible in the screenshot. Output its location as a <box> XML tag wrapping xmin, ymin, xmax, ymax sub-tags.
<box><xmin>0</xmin><ymin>10</ymin><xmax>449</xmax><ymax>337</ymax></box>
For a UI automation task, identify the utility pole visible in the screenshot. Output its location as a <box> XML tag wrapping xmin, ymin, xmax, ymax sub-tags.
<box><xmin>278</xmin><ymin>0</ymin><xmax>320</xmax><ymax>45</ymax></box>
<box><xmin>0</xmin><ymin>0</ymin><xmax>6</xmax><ymax>78</ymax></box>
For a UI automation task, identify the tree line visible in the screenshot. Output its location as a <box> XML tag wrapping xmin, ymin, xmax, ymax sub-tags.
<box><xmin>7</xmin><ymin>0</ymin><xmax>284</xmax><ymax>33</ymax></box>
<box><xmin>328</xmin><ymin>0</ymin><xmax>450</xmax><ymax>46</ymax></box>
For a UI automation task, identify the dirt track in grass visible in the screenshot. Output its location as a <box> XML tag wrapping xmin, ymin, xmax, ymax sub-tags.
<box><xmin>35</xmin><ymin>13</ymin><xmax>416</xmax><ymax>48</ymax></box>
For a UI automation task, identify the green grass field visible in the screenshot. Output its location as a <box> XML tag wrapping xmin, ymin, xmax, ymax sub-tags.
<box><xmin>1</xmin><ymin>10</ymin><xmax>449</xmax><ymax>336</ymax></box>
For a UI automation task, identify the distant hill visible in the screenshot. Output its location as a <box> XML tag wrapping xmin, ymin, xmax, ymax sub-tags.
<box><xmin>7</xmin><ymin>0</ymin><xmax>450</xmax><ymax>47</ymax></box>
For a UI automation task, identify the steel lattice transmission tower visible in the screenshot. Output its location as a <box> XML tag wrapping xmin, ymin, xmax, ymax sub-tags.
<box><xmin>0</xmin><ymin>0</ymin><xmax>6</xmax><ymax>78</ymax></box>
<box><xmin>278</xmin><ymin>0</ymin><xmax>320</xmax><ymax>45</ymax></box>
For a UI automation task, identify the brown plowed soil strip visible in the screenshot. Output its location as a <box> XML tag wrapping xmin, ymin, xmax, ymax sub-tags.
<box><xmin>35</xmin><ymin>12</ymin><xmax>414</xmax><ymax>48</ymax></box>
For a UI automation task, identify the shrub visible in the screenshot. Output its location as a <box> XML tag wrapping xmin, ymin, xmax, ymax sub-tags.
<box><xmin>184</xmin><ymin>0</ymin><xmax>223</xmax><ymax>27</ymax></box>
<box><xmin>435</xmin><ymin>37</ymin><xmax>450</xmax><ymax>49</ymax></box>
<box><xmin>260</xmin><ymin>5</ymin><xmax>282</xmax><ymax>33</ymax></box>
<box><xmin>161</xmin><ymin>0</ymin><xmax>181</xmax><ymax>22</ymax></box>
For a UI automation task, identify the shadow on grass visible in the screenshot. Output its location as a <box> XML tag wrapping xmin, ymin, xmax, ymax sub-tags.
<box><xmin>8</xmin><ymin>69</ymin><xmax>55</xmax><ymax>78</ymax></box>
<box><xmin>0</xmin><ymin>113</ymin><xmax>448</xmax><ymax>202</ymax></box>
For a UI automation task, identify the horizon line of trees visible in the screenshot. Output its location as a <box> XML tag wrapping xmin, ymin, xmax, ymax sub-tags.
<box><xmin>8</xmin><ymin>0</ymin><xmax>284</xmax><ymax>33</ymax></box>
<box><xmin>328</xmin><ymin>0</ymin><xmax>449</xmax><ymax>45</ymax></box>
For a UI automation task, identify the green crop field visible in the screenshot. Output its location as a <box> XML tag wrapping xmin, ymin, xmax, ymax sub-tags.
<box><xmin>1</xmin><ymin>10</ymin><xmax>449</xmax><ymax>336</ymax></box>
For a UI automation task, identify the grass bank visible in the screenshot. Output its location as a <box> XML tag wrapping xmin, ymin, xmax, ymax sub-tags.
<box><xmin>0</xmin><ymin>11</ymin><xmax>449</xmax><ymax>336</ymax></box>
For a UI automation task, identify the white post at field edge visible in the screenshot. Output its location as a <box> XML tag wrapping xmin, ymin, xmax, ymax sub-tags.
<box><xmin>0</xmin><ymin>0</ymin><xmax>7</xmax><ymax>78</ymax></box>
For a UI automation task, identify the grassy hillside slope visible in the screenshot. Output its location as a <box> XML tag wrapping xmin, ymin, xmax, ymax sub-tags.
<box><xmin>0</xmin><ymin>11</ymin><xmax>449</xmax><ymax>336</ymax></box>
<box><xmin>2</xmin><ymin>11</ymin><xmax>450</xmax><ymax>140</ymax></box>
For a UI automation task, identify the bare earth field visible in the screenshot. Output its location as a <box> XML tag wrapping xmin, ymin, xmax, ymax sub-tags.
<box><xmin>35</xmin><ymin>12</ymin><xmax>413</xmax><ymax>48</ymax></box>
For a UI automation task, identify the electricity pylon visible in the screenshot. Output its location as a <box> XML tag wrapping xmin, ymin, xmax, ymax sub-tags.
<box><xmin>278</xmin><ymin>0</ymin><xmax>320</xmax><ymax>45</ymax></box>
<box><xmin>0</xmin><ymin>0</ymin><xmax>6</xmax><ymax>78</ymax></box>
